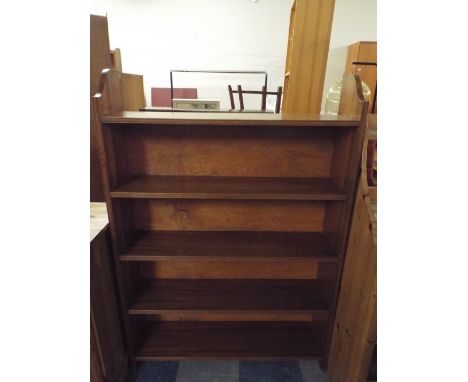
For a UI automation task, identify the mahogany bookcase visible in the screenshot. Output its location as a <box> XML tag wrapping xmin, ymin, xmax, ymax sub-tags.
<box><xmin>93</xmin><ymin>69</ymin><xmax>368</xmax><ymax>365</ymax></box>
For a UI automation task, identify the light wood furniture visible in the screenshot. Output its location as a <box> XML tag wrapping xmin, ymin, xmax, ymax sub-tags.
<box><xmin>328</xmin><ymin>128</ymin><xmax>377</xmax><ymax>382</ymax></box>
<box><xmin>94</xmin><ymin>69</ymin><xmax>367</xmax><ymax>363</ymax></box>
<box><xmin>345</xmin><ymin>41</ymin><xmax>377</xmax><ymax>112</ymax></box>
<box><xmin>90</xmin><ymin>203</ymin><xmax>128</xmax><ymax>382</ymax></box>
<box><xmin>282</xmin><ymin>0</ymin><xmax>336</xmax><ymax>114</ymax></box>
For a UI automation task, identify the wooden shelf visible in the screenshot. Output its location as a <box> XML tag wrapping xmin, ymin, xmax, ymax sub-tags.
<box><xmin>101</xmin><ymin>111</ymin><xmax>361</xmax><ymax>126</ymax></box>
<box><xmin>120</xmin><ymin>231</ymin><xmax>337</xmax><ymax>262</ymax></box>
<box><xmin>129</xmin><ymin>279</ymin><xmax>329</xmax><ymax>318</ymax></box>
<box><xmin>111</xmin><ymin>176</ymin><xmax>347</xmax><ymax>201</ymax></box>
<box><xmin>135</xmin><ymin>321</ymin><xmax>325</xmax><ymax>360</ymax></box>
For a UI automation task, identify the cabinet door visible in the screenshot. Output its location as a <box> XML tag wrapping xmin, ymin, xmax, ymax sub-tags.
<box><xmin>91</xmin><ymin>228</ymin><xmax>128</xmax><ymax>382</ymax></box>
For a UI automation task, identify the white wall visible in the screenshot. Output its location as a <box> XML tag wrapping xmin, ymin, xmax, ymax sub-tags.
<box><xmin>90</xmin><ymin>0</ymin><xmax>294</xmax><ymax>109</ymax></box>
<box><xmin>91</xmin><ymin>0</ymin><xmax>376</xmax><ymax>112</ymax></box>
<box><xmin>322</xmin><ymin>0</ymin><xmax>377</xmax><ymax>112</ymax></box>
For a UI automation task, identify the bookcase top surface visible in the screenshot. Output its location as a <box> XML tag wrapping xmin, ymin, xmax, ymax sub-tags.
<box><xmin>101</xmin><ymin>111</ymin><xmax>361</xmax><ymax>127</ymax></box>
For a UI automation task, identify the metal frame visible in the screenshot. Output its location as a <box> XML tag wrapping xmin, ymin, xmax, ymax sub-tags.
<box><xmin>170</xmin><ymin>69</ymin><xmax>268</xmax><ymax>104</ymax></box>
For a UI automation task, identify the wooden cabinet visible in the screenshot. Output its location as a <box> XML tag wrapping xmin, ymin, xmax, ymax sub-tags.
<box><xmin>93</xmin><ymin>70</ymin><xmax>368</xmax><ymax>364</ymax></box>
<box><xmin>91</xmin><ymin>203</ymin><xmax>128</xmax><ymax>382</ymax></box>
<box><xmin>345</xmin><ymin>41</ymin><xmax>377</xmax><ymax>112</ymax></box>
<box><xmin>282</xmin><ymin>0</ymin><xmax>336</xmax><ymax>114</ymax></box>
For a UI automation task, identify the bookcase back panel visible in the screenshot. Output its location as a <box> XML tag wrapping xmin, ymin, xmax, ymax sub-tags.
<box><xmin>131</xmin><ymin>199</ymin><xmax>325</xmax><ymax>232</ymax></box>
<box><xmin>116</xmin><ymin>125</ymin><xmax>335</xmax><ymax>178</ymax></box>
<box><xmin>133</xmin><ymin>259</ymin><xmax>331</xmax><ymax>280</ymax></box>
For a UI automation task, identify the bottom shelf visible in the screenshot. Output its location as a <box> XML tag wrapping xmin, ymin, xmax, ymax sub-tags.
<box><xmin>135</xmin><ymin>321</ymin><xmax>326</xmax><ymax>360</ymax></box>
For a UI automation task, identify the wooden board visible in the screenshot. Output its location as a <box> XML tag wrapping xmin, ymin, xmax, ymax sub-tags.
<box><xmin>91</xmin><ymin>224</ymin><xmax>128</xmax><ymax>382</ymax></box>
<box><xmin>128</xmin><ymin>279</ymin><xmax>329</xmax><ymax>318</ymax></box>
<box><xmin>120</xmin><ymin>230</ymin><xmax>336</xmax><ymax>262</ymax></box>
<box><xmin>101</xmin><ymin>111</ymin><xmax>360</xmax><ymax>126</ymax></box>
<box><xmin>90</xmin><ymin>15</ymin><xmax>112</xmax><ymax>202</ymax></box>
<box><xmin>117</xmin><ymin>125</ymin><xmax>336</xmax><ymax>179</ymax></box>
<box><xmin>132</xmin><ymin>199</ymin><xmax>326</xmax><ymax>232</ymax></box>
<box><xmin>132</xmin><ymin>259</ymin><xmax>334</xmax><ymax>280</ymax></box>
<box><xmin>121</xmin><ymin>73</ymin><xmax>145</xmax><ymax>111</ymax></box>
<box><xmin>328</xmin><ymin>157</ymin><xmax>377</xmax><ymax>380</ymax></box>
<box><xmin>111</xmin><ymin>176</ymin><xmax>347</xmax><ymax>200</ymax></box>
<box><xmin>135</xmin><ymin>321</ymin><xmax>326</xmax><ymax>360</ymax></box>
<box><xmin>282</xmin><ymin>0</ymin><xmax>336</xmax><ymax>114</ymax></box>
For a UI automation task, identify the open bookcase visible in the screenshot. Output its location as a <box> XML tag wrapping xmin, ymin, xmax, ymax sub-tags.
<box><xmin>93</xmin><ymin>69</ymin><xmax>368</xmax><ymax>364</ymax></box>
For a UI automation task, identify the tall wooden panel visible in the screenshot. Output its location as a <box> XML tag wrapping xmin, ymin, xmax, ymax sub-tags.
<box><xmin>328</xmin><ymin>132</ymin><xmax>377</xmax><ymax>382</ymax></box>
<box><xmin>91</xmin><ymin>15</ymin><xmax>112</xmax><ymax>202</ymax></box>
<box><xmin>91</xmin><ymin>203</ymin><xmax>129</xmax><ymax>382</ymax></box>
<box><xmin>283</xmin><ymin>0</ymin><xmax>336</xmax><ymax>115</ymax></box>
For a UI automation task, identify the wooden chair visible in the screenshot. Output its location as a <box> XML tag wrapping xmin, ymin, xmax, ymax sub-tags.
<box><xmin>228</xmin><ymin>85</ymin><xmax>283</xmax><ymax>113</ymax></box>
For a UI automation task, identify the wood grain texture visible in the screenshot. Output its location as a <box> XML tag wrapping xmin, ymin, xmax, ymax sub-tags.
<box><xmin>121</xmin><ymin>73</ymin><xmax>145</xmax><ymax>111</ymax></box>
<box><xmin>128</xmin><ymin>279</ymin><xmax>329</xmax><ymax>318</ymax></box>
<box><xmin>117</xmin><ymin>124</ymin><xmax>335</xmax><ymax>178</ymax></box>
<box><xmin>90</xmin><ymin>15</ymin><xmax>112</xmax><ymax>202</ymax></box>
<box><xmin>90</xmin><ymin>226</ymin><xmax>128</xmax><ymax>382</ymax></box>
<box><xmin>135</xmin><ymin>321</ymin><xmax>326</xmax><ymax>360</ymax></box>
<box><xmin>133</xmin><ymin>259</ymin><xmax>332</xmax><ymax>280</ymax></box>
<box><xmin>93</xmin><ymin>70</ymin><xmax>369</xmax><ymax>362</ymax></box>
<box><xmin>101</xmin><ymin>111</ymin><xmax>360</xmax><ymax>126</ymax></box>
<box><xmin>282</xmin><ymin>0</ymin><xmax>336</xmax><ymax>114</ymax></box>
<box><xmin>120</xmin><ymin>230</ymin><xmax>336</xmax><ymax>261</ymax></box>
<box><xmin>345</xmin><ymin>41</ymin><xmax>377</xmax><ymax>110</ymax></box>
<box><xmin>322</xmin><ymin>74</ymin><xmax>368</xmax><ymax>368</ymax></box>
<box><xmin>132</xmin><ymin>199</ymin><xmax>325</xmax><ymax>232</ymax></box>
<box><xmin>327</xmin><ymin>178</ymin><xmax>377</xmax><ymax>382</ymax></box>
<box><xmin>111</xmin><ymin>176</ymin><xmax>346</xmax><ymax>200</ymax></box>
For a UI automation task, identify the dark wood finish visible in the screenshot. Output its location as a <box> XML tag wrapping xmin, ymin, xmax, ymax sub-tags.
<box><xmin>237</xmin><ymin>85</ymin><xmax>244</xmax><ymax>110</ymax></box>
<box><xmin>111</xmin><ymin>175</ymin><xmax>347</xmax><ymax>201</ymax></box>
<box><xmin>228</xmin><ymin>85</ymin><xmax>283</xmax><ymax>113</ymax></box>
<box><xmin>135</xmin><ymin>321</ymin><xmax>326</xmax><ymax>360</ymax></box>
<box><xmin>94</xmin><ymin>69</ymin><xmax>367</xmax><ymax>363</ymax></box>
<box><xmin>115</xmin><ymin>125</ymin><xmax>336</xmax><ymax>179</ymax></box>
<box><xmin>228</xmin><ymin>85</ymin><xmax>235</xmax><ymax>109</ymax></box>
<box><xmin>121</xmin><ymin>230</ymin><xmax>336</xmax><ymax>261</ymax></box>
<box><xmin>131</xmin><ymin>199</ymin><xmax>326</xmax><ymax>232</ymax></box>
<box><xmin>90</xmin><ymin>15</ymin><xmax>112</xmax><ymax>202</ymax></box>
<box><xmin>90</xmin><ymin>226</ymin><xmax>128</xmax><ymax>382</ymax></box>
<box><xmin>101</xmin><ymin>111</ymin><xmax>361</xmax><ymax>126</ymax></box>
<box><xmin>133</xmin><ymin>259</ymin><xmax>334</xmax><ymax>280</ymax></box>
<box><xmin>128</xmin><ymin>279</ymin><xmax>328</xmax><ymax>318</ymax></box>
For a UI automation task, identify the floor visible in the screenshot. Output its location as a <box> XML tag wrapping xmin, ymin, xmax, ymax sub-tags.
<box><xmin>130</xmin><ymin>360</ymin><xmax>330</xmax><ymax>382</ymax></box>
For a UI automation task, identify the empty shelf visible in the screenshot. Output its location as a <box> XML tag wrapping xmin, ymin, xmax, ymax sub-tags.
<box><xmin>120</xmin><ymin>231</ymin><xmax>337</xmax><ymax>261</ymax></box>
<box><xmin>135</xmin><ymin>321</ymin><xmax>326</xmax><ymax>360</ymax></box>
<box><xmin>129</xmin><ymin>279</ymin><xmax>329</xmax><ymax>317</ymax></box>
<box><xmin>110</xmin><ymin>176</ymin><xmax>347</xmax><ymax>201</ymax></box>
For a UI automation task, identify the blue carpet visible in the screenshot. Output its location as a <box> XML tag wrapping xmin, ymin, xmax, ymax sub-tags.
<box><xmin>130</xmin><ymin>361</ymin><xmax>330</xmax><ymax>382</ymax></box>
